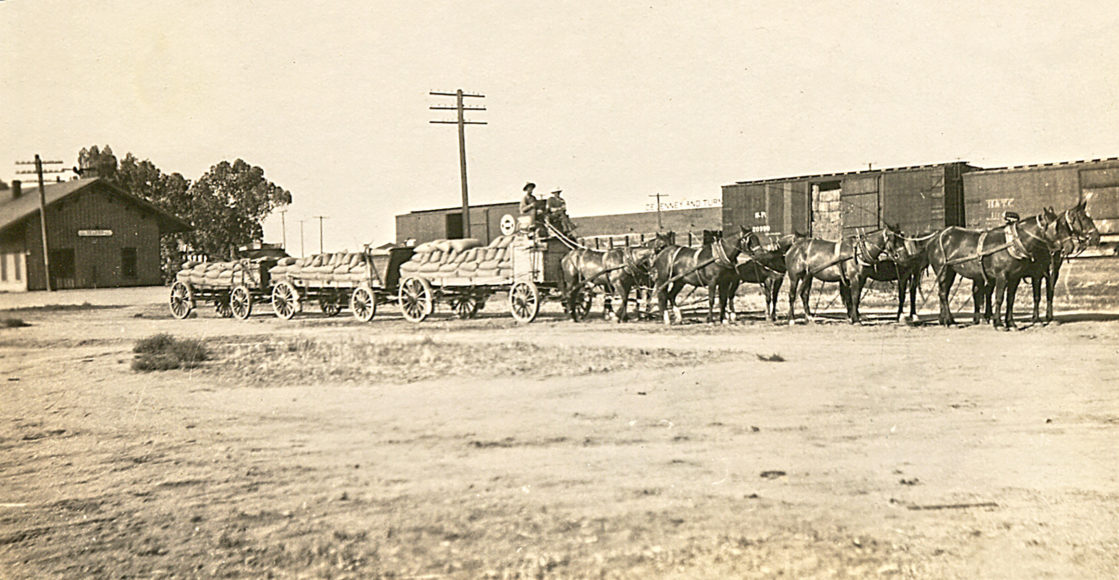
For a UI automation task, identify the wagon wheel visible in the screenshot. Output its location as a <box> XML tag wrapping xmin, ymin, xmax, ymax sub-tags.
<box><xmin>319</xmin><ymin>294</ymin><xmax>343</xmax><ymax>317</ymax></box>
<box><xmin>570</xmin><ymin>286</ymin><xmax>593</xmax><ymax>322</ymax></box>
<box><xmin>215</xmin><ymin>295</ymin><xmax>233</xmax><ymax>318</ymax></box>
<box><xmin>450</xmin><ymin>293</ymin><xmax>480</xmax><ymax>319</ymax></box>
<box><xmin>230</xmin><ymin>285</ymin><xmax>253</xmax><ymax>320</ymax></box>
<box><xmin>399</xmin><ymin>277</ymin><xmax>433</xmax><ymax>323</ymax></box>
<box><xmin>350</xmin><ymin>285</ymin><xmax>377</xmax><ymax>322</ymax></box>
<box><xmin>169</xmin><ymin>281</ymin><xmax>194</xmax><ymax>320</ymax></box>
<box><xmin>271</xmin><ymin>281</ymin><xmax>300</xmax><ymax>320</ymax></box>
<box><xmin>509</xmin><ymin>280</ymin><xmax>541</xmax><ymax>323</ymax></box>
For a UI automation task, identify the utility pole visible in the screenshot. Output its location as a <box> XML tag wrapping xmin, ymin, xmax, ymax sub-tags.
<box><xmin>430</xmin><ymin>90</ymin><xmax>486</xmax><ymax>238</ymax></box>
<box><xmin>649</xmin><ymin>193</ymin><xmax>669</xmax><ymax>231</ymax></box>
<box><xmin>279</xmin><ymin>209</ymin><xmax>288</xmax><ymax>251</ymax></box>
<box><xmin>313</xmin><ymin>215</ymin><xmax>328</xmax><ymax>254</ymax></box>
<box><xmin>15</xmin><ymin>155</ymin><xmax>68</xmax><ymax>291</ymax></box>
<box><xmin>299</xmin><ymin>219</ymin><xmax>306</xmax><ymax>257</ymax></box>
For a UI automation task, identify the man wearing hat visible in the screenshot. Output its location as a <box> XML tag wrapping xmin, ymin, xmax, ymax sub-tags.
<box><xmin>546</xmin><ymin>188</ymin><xmax>575</xmax><ymax>235</ymax></box>
<box><xmin>518</xmin><ymin>182</ymin><xmax>546</xmax><ymax>236</ymax></box>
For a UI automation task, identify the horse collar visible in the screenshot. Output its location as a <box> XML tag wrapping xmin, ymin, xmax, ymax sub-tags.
<box><xmin>712</xmin><ymin>239</ymin><xmax>734</xmax><ymax>268</ymax></box>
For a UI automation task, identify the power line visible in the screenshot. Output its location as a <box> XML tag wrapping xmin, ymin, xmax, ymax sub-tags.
<box><xmin>430</xmin><ymin>89</ymin><xmax>486</xmax><ymax>238</ymax></box>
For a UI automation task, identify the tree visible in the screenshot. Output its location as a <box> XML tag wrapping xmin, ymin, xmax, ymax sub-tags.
<box><xmin>77</xmin><ymin>145</ymin><xmax>118</xmax><ymax>180</ymax></box>
<box><xmin>183</xmin><ymin>160</ymin><xmax>292</xmax><ymax>259</ymax></box>
<box><xmin>115</xmin><ymin>154</ymin><xmax>194</xmax><ymax>277</ymax></box>
<box><xmin>75</xmin><ymin>145</ymin><xmax>293</xmax><ymax>274</ymax></box>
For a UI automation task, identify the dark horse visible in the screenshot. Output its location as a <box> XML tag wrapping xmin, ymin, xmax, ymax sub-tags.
<box><xmin>725</xmin><ymin>232</ymin><xmax>804</xmax><ymax>322</ymax></box>
<box><xmin>784</xmin><ymin>225</ymin><xmax>901</xmax><ymax>325</ymax></box>
<box><xmin>652</xmin><ymin>226</ymin><xmax>761</xmax><ymax>325</ymax></box>
<box><xmin>863</xmin><ymin>230</ymin><xmax>936</xmax><ymax>323</ymax></box>
<box><xmin>560</xmin><ymin>232</ymin><xmax>674</xmax><ymax>322</ymax></box>
<box><xmin>927</xmin><ymin>202</ymin><xmax>1096</xmax><ymax>328</ymax></box>
<box><xmin>972</xmin><ymin>202</ymin><xmax>1100</xmax><ymax>326</ymax></box>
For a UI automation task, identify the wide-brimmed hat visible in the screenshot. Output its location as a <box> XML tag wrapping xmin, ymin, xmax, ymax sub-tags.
<box><xmin>551</xmin><ymin>189</ymin><xmax>562</xmax><ymax>195</ymax></box>
<box><xmin>523</xmin><ymin>182</ymin><xmax>536</xmax><ymax>191</ymax></box>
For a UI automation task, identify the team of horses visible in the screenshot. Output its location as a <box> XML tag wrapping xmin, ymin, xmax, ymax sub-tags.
<box><xmin>559</xmin><ymin>201</ymin><xmax>1100</xmax><ymax>329</ymax></box>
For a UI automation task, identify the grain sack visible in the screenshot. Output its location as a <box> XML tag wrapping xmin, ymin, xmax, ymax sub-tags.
<box><xmin>277</xmin><ymin>257</ymin><xmax>296</xmax><ymax>266</ymax></box>
<box><xmin>477</xmin><ymin>259</ymin><xmax>500</xmax><ymax>271</ymax></box>
<box><xmin>427</xmin><ymin>250</ymin><xmax>444</xmax><ymax>263</ymax></box>
<box><xmin>433</xmin><ymin>240</ymin><xmax>453</xmax><ymax>253</ymax></box>
<box><xmin>413</xmin><ymin>240</ymin><xmax>437</xmax><ymax>253</ymax></box>
<box><xmin>448</xmin><ymin>238</ymin><xmax>482</xmax><ymax>253</ymax></box>
<box><xmin>457</xmin><ymin>262</ymin><xmax>479</xmax><ymax>272</ymax></box>
<box><xmin>419</xmin><ymin>262</ymin><xmax>441</xmax><ymax>273</ymax></box>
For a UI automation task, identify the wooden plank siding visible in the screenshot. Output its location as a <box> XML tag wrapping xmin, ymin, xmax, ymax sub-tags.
<box><xmin>21</xmin><ymin>182</ymin><xmax>163</xmax><ymax>290</ymax></box>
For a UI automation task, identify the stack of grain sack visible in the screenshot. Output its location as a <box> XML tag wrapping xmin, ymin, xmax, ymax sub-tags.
<box><xmin>397</xmin><ymin>235</ymin><xmax>514</xmax><ymax>284</ymax></box>
<box><xmin>175</xmin><ymin>260</ymin><xmax>262</xmax><ymax>287</ymax></box>
<box><xmin>268</xmin><ymin>250</ymin><xmax>388</xmax><ymax>283</ymax></box>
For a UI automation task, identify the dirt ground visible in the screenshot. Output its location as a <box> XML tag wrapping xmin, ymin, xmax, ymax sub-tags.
<box><xmin>1</xmin><ymin>285</ymin><xmax>1118</xmax><ymax>579</ymax></box>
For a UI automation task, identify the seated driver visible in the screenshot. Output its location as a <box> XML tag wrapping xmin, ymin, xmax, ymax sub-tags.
<box><xmin>546</xmin><ymin>189</ymin><xmax>576</xmax><ymax>235</ymax></box>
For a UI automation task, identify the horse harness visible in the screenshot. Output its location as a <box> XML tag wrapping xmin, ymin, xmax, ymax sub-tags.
<box><xmin>940</xmin><ymin>216</ymin><xmax>1052</xmax><ymax>286</ymax></box>
<box><xmin>808</xmin><ymin>230</ymin><xmax>881</xmax><ymax>279</ymax></box>
<box><xmin>660</xmin><ymin>238</ymin><xmax>736</xmax><ymax>289</ymax></box>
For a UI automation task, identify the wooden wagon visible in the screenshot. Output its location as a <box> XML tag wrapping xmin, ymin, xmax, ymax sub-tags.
<box><xmin>168</xmin><ymin>258</ymin><xmax>277</xmax><ymax>320</ymax></box>
<box><xmin>267</xmin><ymin>247</ymin><xmax>414</xmax><ymax>322</ymax></box>
<box><xmin>396</xmin><ymin>232</ymin><xmax>567</xmax><ymax>323</ymax></box>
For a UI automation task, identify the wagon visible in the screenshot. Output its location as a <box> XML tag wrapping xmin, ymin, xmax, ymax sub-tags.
<box><xmin>267</xmin><ymin>247</ymin><xmax>414</xmax><ymax>321</ymax></box>
<box><xmin>168</xmin><ymin>258</ymin><xmax>277</xmax><ymax>320</ymax></box>
<box><xmin>396</xmin><ymin>231</ymin><xmax>567</xmax><ymax>323</ymax></box>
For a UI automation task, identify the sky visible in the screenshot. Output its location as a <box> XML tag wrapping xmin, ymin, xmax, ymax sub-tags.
<box><xmin>3</xmin><ymin>1</ymin><xmax>1119</xmax><ymax>252</ymax></box>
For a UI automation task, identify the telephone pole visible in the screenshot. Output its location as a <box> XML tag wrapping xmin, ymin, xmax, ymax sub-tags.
<box><xmin>313</xmin><ymin>215</ymin><xmax>328</xmax><ymax>254</ymax></box>
<box><xmin>430</xmin><ymin>90</ymin><xmax>486</xmax><ymax>238</ymax></box>
<box><xmin>15</xmin><ymin>155</ymin><xmax>68</xmax><ymax>291</ymax></box>
<box><xmin>649</xmin><ymin>193</ymin><xmax>669</xmax><ymax>231</ymax></box>
<box><xmin>299</xmin><ymin>219</ymin><xmax>306</xmax><ymax>257</ymax></box>
<box><xmin>279</xmin><ymin>209</ymin><xmax>288</xmax><ymax>251</ymax></box>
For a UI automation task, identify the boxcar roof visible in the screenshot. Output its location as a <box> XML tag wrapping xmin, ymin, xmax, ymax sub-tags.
<box><xmin>403</xmin><ymin>201</ymin><xmax>519</xmax><ymax>215</ymax></box>
<box><xmin>964</xmin><ymin>157</ymin><xmax>1119</xmax><ymax>176</ymax></box>
<box><xmin>0</xmin><ymin>177</ymin><xmax>192</xmax><ymax>235</ymax></box>
<box><xmin>727</xmin><ymin>161</ymin><xmax>977</xmax><ymax>187</ymax></box>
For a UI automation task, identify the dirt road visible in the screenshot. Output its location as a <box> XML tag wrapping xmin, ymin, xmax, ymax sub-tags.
<box><xmin>1</xmin><ymin>296</ymin><xmax>1118</xmax><ymax>578</ymax></box>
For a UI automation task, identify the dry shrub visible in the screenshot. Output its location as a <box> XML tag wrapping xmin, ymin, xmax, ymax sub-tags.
<box><xmin>132</xmin><ymin>334</ymin><xmax>210</xmax><ymax>372</ymax></box>
<box><xmin>1</xmin><ymin>318</ymin><xmax>30</xmax><ymax>328</ymax></box>
<box><xmin>211</xmin><ymin>337</ymin><xmax>728</xmax><ymax>385</ymax></box>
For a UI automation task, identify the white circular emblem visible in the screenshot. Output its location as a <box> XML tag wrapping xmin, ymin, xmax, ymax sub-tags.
<box><xmin>499</xmin><ymin>214</ymin><xmax>516</xmax><ymax>235</ymax></box>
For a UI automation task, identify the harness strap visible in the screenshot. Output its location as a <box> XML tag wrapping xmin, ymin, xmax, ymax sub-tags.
<box><xmin>712</xmin><ymin>239</ymin><xmax>734</xmax><ymax>269</ymax></box>
<box><xmin>977</xmin><ymin>231</ymin><xmax>989</xmax><ymax>287</ymax></box>
<box><xmin>1005</xmin><ymin>223</ymin><xmax>1032</xmax><ymax>261</ymax></box>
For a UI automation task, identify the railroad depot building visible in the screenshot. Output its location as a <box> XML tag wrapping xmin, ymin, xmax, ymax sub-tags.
<box><xmin>0</xmin><ymin>178</ymin><xmax>191</xmax><ymax>291</ymax></box>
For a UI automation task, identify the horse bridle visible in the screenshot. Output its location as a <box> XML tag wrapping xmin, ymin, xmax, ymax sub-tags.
<box><xmin>854</xmin><ymin>228</ymin><xmax>891</xmax><ymax>266</ymax></box>
<box><xmin>1015</xmin><ymin>214</ymin><xmax>1065</xmax><ymax>258</ymax></box>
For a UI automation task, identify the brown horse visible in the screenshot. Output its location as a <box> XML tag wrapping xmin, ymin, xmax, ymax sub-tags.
<box><xmin>652</xmin><ymin>226</ymin><xmax>762</xmax><ymax>325</ymax></box>
<box><xmin>927</xmin><ymin>205</ymin><xmax>1091</xmax><ymax>328</ymax></box>
<box><xmin>560</xmin><ymin>232</ymin><xmax>674</xmax><ymax>322</ymax></box>
<box><xmin>863</xmin><ymin>230</ymin><xmax>936</xmax><ymax>323</ymax></box>
<box><xmin>973</xmin><ymin>202</ymin><xmax>1100</xmax><ymax>326</ymax></box>
<box><xmin>725</xmin><ymin>232</ymin><xmax>803</xmax><ymax>322</ymax></box>
<box><xmin>784</xmin><ymin>225</ymin><xmax>901</xmax><ymax>325</ymax></box>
